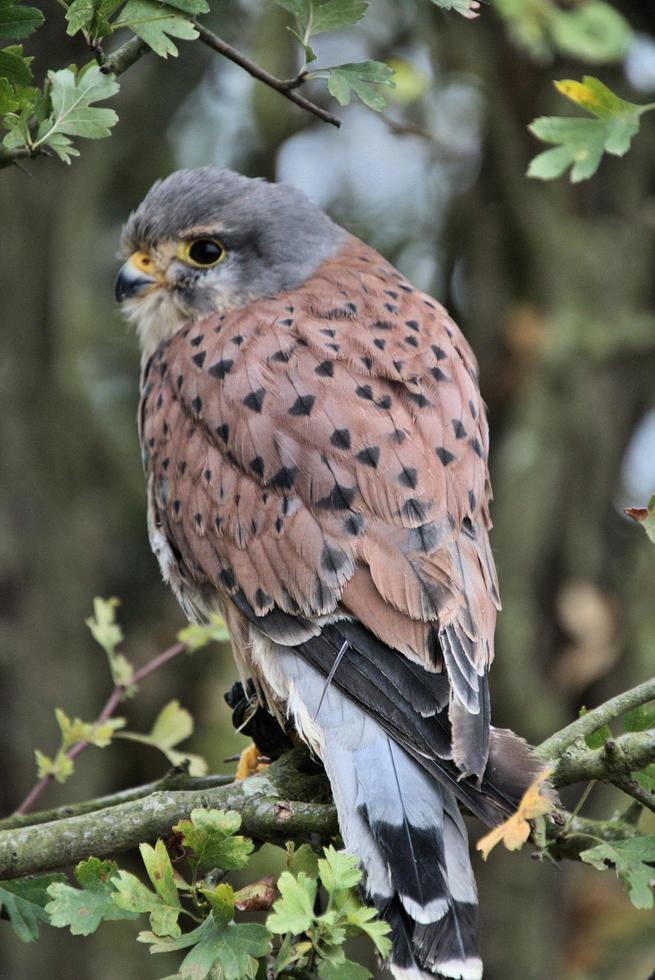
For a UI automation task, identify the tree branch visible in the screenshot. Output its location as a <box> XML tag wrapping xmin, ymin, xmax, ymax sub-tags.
<box><xmin>0</xmin><ymin>750</ymin><xmax>338</xmax><ymax>880</ymax></box>
<box><xmin>0</xmin><ymin>769</ymin><xmax>233</xmax><ymax>832</ymax></box>
<box><xmin>536</xmin><ymin>675</ymin><xmax>655</xmax><ymax>760</ymax></box>
<box><xmin>0</xmin><ymin>18</ymin><xmax>342</xmax><ymax>172</ymax></box>
<box><xmin>194</xmin><ymin>23</ymin><xmax>341</xmax><ymax>128</ymax></box>
<box><xmin>547</xmin><ymin>730</ymin><xmax>655</xmax><ymax>811</ymax></box>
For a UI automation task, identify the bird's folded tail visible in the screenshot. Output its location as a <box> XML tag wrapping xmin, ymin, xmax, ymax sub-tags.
<box><xmin>278</xmin><ymin>650</ymin><xmax>483</xmax><ymax>980</ymax></box>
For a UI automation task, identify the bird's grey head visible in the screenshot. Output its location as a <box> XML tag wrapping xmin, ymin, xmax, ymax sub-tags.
<box><xmin>116</xmin><ymin>167</ymin><xmax>345</xmax><ymax>358</ymax></box>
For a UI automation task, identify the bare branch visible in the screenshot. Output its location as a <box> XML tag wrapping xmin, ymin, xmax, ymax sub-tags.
<box><xmin>99</xmin><ymin>36</ymin><xmax>150</xmax><ymax>76</ymax></box>
<box><xmin>194</xmin><ymin>23</ymin><xmax>341</xmax><ymax>128</ymax></box>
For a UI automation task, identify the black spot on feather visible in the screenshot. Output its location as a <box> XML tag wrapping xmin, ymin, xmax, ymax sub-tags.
<box><xmin>208</xmin><ymin>359</ymin><xmax>234</xmax><ymax>379</ymax></box>
<box><xmin>243</xmin><ymin>388</ymin><xmax>265</xmax><ymax>413</ymax></box>
<box><xmin>289</xmin><ymin>394</ymin><xmax>315</xmax><ymax>417</ymax></box>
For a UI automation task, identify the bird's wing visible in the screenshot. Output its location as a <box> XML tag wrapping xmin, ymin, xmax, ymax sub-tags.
<box><xmin>140</xmin><ymin>236</ymin><xmax>500</xmax><ymax>778</ymax></box>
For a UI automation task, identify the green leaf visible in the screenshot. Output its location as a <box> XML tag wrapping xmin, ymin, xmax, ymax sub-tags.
<box><xmin>119</xmin><ymin>699</ymin><xmax>208</xmax><ymax>775</ymax></box>
<box><xmin>623</xmin><ymin>702</ymin><xmax>655</xmax><ymax>732</ymax></box>
<box><xmin>344</xmin><ymin>902</ymin><xmax>392</xmax><ymax>957</ymax></box>
<box><xmin>163</xmin><ymin>0</ymin><xmax>210</xmax><ymax>11</ymax></box>
<box><xmin>318</xmin><ymin>956</ymin><xmax>371</xmax><ymax>980</ymax></box>
<box><xmin>635</xmin><ymin>765</ymin><xmax>655</xmax><ymax>792</ymax></box>
<box><xmin>580</xmin><ymin>837</ymin><xmax>655</xmax><ymax>909</ymax></box>
<box><xmin>625</xmin><ymin>494</ymin><xmax>655</xmax><ymax>545</ymax></box>
<box><xmin>266</xmin><ymin>871</ymin><xmax>317</xmax><ymax>935</ymax></box>
<box><xmin>55</xmin><ymin>707</ymin><xmax>125</xmax><ymax>750</ymax></box>
<box><xmin>34</xmin><ymin>748</ymin><xmax>75</xmax><ymax>783</ymax></box>
<box><xmin>317</xmin><ymin>846</ymin><xmax>362</xmax><ymax>894</ymax></box>
<box><xmin>0</xmin><ymin>76</ymin><xmax>17</xmax><ymax>112</ymax></box>
<box><xmin>34</xmin><ymin>64</ymin><xmax>119</xmax><ymax>163</ymax></box>
<box><xmin>173</xmin><ymin>809</ymin><xmax>254</xmax><ymax>874</ymax></box>
<box><xmin>0</xmin><ymin>44</ymin><xmax>33</xmax><ymax>84</ymax></box>
<box><xmin>0</xmin><ymin>0</ymin><xmax>43</xmax><ymax>40</ymax></box>
<box><xmin>286</xmin><ymin>842</ymin><xmax>319</xmax><ymax>879</ymax></box>
<box><xmin>111</xmin><ymin>864</ymin><xmax>182</xmax><ymax>938</ymax></box>
<box><xmin>144</xmin><ymin>916</ymin><xmax>270</xmax><ymax>980</ymax></box>
<box><xmin>528</xmin><ymin>77</ymin><xmax>653</xmax><ymax>183</ymax></box>
<box><xmin>548</xmin><ymin>2</ymin><xmax>632</xmax><ymax>64</ymax></box>
<box><xmin>177</xmin><ymin>612</ymin><xmax>229</xmax><ymax>651</ymax></box>
<box><xmin>140</xmin><ymin>840</ymin><xmax>180</xmax><ymax>909</ymax></box>
<box><xmin>85</xmin><ymin>596</ymin><xmax>134</xmax><ymax>685</ymax></box>
<box><xmin>277</xmin><ymin>0</ymin><xmax>368</xmax><ymax>38</ymax></box>
<box><xmin>428</xmin><ymin>0</ymin><xmax>479</xmax><ymax>19</ymax></box>
<box><xmin>113</xmin><ymin>0</ymin><xmax>198</xmax><ymax>58</ymax></box>
<box><xmin>0</xmin><ymin>874</ymin><xmax>66</xmax><ymax>942</ymax></box>
<box><xmin>46</xmin><ymin>859</ymin><xmax>137</xmax><ymax>936</ymax></box>
<box><xmin>202</xmin><ymin>882</ymin><xmax>235</xmax><ymax>927</ymax></box>
<box><xmin>64</xmin><ymin>0</ymin><xmax>97</xmax><ymax>36</ymax></box>
<box><xmin>577</xmin><ymin>707</ymin><xmax>612</xmax><ymax>750</ymax></box>
<box><xmin>326</xmin><ymin>60</ymin><xmax>395</xmax><ymax>111</ymax></box>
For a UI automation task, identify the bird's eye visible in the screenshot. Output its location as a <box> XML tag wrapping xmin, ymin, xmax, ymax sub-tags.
<box><xmin>178</xmin><ymin>238</ymin><xmax>225</xmax><ymax>268</ymax></box>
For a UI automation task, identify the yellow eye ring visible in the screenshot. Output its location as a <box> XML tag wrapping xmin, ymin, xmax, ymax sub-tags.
<box><xmin>177</xmin><ymin>237</ymin><xmax>226</xmax><ymax>269</ymax></box>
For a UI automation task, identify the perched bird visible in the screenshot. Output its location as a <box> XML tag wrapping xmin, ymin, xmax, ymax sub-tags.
<box><xmin>116</xmin><ymin>168</ymin><xmax>538</xmax><ymax>980</ymax></box>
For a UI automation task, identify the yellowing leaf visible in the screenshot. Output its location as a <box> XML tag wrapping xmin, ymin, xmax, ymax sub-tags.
<box><xmin>476</xmin><ymin>769</ymin><xmax>554</xmax><ymax>860</ymax></box>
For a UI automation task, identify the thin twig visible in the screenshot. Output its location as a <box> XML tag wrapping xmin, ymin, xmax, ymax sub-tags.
<box><xmin>13</xmin><ymin>642</ymin><xmax>187</xmax><ymax>816</ymax></box>
<box><xmin>194</xmin><ymin>22</ymin><xmax>341</xmax><ymax>128</ymax></box>
<box><xmin>100</xmin><ymin>35</ymin><xmax>150</xmax><ymax>76</ymax></box>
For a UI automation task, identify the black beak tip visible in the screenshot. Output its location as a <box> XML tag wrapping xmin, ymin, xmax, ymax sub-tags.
<box><xmin>115</xmin><ymin>262</ymin><xmax>156</xmax><ymax>303</ymax></box>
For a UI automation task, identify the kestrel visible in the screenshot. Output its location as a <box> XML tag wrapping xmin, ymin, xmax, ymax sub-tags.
<box><xmin>116</xmin><ymin>168</ymin><xmax>537</xmax><ymax>980</ymax></box>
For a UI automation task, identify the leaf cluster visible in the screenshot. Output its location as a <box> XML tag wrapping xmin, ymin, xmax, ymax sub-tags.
<box><xmin>494</xmin><ymin>0</ymin><xmax>632</xmax><ymax>64</ymax></box>
<box><xmin>0</xmin><ymin>813</ymin><xmax>390</xmax><ymax>979</ymax></box>
<box><xmin>276</xmin><ymin>0</ymin><xmax>395</xmax><ymax>111</ymax></box>
<box><xmin>268</xmin><ymin>843</ymin><xmax>391</xmax><ymax>978</ymax></box>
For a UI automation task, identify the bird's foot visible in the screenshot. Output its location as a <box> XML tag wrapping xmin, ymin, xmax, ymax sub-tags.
<box><xmin>234</xmin><ymin>742</ymin><xmax>270</xmax><ymax>781</ymax></box>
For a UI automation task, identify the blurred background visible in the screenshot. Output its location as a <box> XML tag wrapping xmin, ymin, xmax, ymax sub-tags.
<box><xmin>2</xmin><ymin>1</ymin><xmax>655</xmax><ymax>977</ymax></box>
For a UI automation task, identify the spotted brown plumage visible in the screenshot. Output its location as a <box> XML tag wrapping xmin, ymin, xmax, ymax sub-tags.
<box><xmin>118</xmin><ymin>168</ymin><xmax>539</xmax><ymax>980</ymax></box>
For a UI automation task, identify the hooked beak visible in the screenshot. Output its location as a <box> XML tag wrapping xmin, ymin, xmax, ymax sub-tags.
<box><xmin>115</xmin><ymin>251</ymin><xmax>161</xmax><ymax>302</ymax></box>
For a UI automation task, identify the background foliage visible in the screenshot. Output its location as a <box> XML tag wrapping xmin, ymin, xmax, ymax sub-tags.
<box><xmin>2</xmin><ymin>0</ymin><xmax>655</xmax><ymax>977</ymax></box>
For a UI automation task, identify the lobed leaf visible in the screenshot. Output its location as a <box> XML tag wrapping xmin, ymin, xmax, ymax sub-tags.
<box><xmin>173</xmin><ymin>808</ymin><xmax>253</xmax><ymax>874</ymax></box>
<box><xmin>46</xmin><ymin>859</ymin><xmax>137</xmax><ymax>936</ymax></box>
<box><xmin>528</xmin><ymin>77</ymin><xmax>653</xmax><ymax>183</ymax></box>
<box><xmin>0</xmin><ymin>44</ymin><xmax>32</xmax><ymax>84</ymax></box>
<box><xmin>326</xmin><ymin>60</ymin><xmax>395</xmax><ymax>111</ymax></box>
<box><xmin>113</xmin><ymin>0</ymin><xmax>199</xmax><ymax>58</ymax></box>
<box><xmin>580</xmin><ymin>837</ymin><xmax>655</xmax><ymax>909</ymax></box>
<box><xmin>317</xmin><ymin>846</ymin><xmax>361</xmax><ymax>894</ymax></box>
<box><xmin>0</xmin><ymin>0</ymin><xmax>43</xmax><ymax>40</ymax></box>
<box><xmin>266</xmin><ymin>871</ymin><xmax>317</xmax><ymax>934</ymax></box>
<box><xmin>0</xmin><ymin>874</ymin><xmax>66</xmax><ymax>942</ymax></box>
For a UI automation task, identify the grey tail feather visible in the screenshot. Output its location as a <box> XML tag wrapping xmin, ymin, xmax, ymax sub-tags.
<box><xmin>278</xmin><ymin>651</ymin><xmax>483</xmax><ymax>980</ymax></box>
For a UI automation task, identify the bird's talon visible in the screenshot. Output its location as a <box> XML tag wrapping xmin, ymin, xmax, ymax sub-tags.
<box><xmin>235</xmin><ymin>742</ymin><xmax>270</xmax><ymax>780</ymax></box>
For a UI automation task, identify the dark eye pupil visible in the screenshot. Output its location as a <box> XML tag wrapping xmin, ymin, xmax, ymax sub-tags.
<box><xmin>189</xmin><ymin>239</ymin><xmax>222</xmax><ymax>265</ymax></box>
